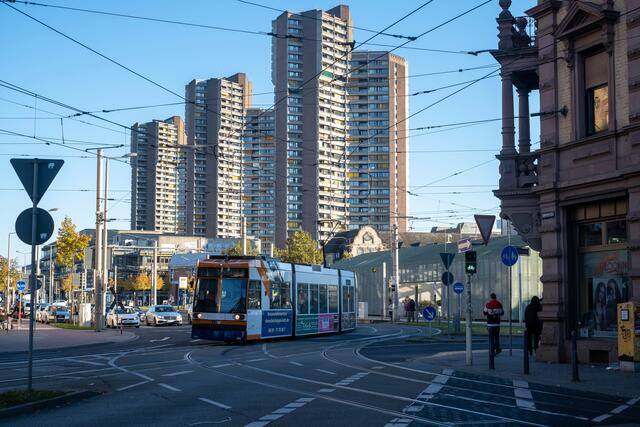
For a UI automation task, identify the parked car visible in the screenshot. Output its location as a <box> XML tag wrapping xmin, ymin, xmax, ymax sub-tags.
<box><xmin>106</xmin><ymin>307</ymin><xmax>140</xmax><ymax>328</ymax></box>
<box><xmin>144</xmin><ymin>305</ymin><xmax>182</xmax><ymax>326</ymax></box>
<box><xmin>43</xmin><ymin>305</ymin><xmax>70</xmax><ymax>324</ymax></box>
<box><xmin>52</xmin><ymin>300</ymin><xmax>68</xmax><ymax>308</ymax></box>
<box><xmin>36</xmin><ymin>303</ymin><xmax>50</xmax><ymax>322</ymax></box>
<box><xmin>132</xmin><ymin>306</ymin><xmax>146</xmax><ymax>323</ymax></box>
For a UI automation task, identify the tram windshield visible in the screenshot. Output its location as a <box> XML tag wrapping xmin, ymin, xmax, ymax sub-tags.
<box><xmin>194</xmin><ymin>268</ymin><xmax>248</xmax><ymax>313</ymax></box>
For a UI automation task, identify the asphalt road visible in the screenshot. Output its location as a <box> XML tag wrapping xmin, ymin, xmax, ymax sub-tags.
<box><xmin>0</xmin><ymin>324</ymin><xmax>638</xmax><ymax>426</ymax></box>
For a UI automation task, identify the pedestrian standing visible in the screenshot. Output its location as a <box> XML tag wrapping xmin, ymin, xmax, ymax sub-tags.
<box><xmin>403</xmin><ymin>297</ymin><xmax>410</xmax><ymax>322</ymax></box>
<box><xmin>407</xmin><ymin>298</ymin><xmax>416</xmax><ymax>323</ymax></box>
<box><xmin>483</xmin><ymin>293</ymin><xmax>504</xmax><ymax>355</ymax></box>
<box><xmin>525</xmin><ymin>296</ymin><xmax>543</xmax><ymax>355</ymax></box>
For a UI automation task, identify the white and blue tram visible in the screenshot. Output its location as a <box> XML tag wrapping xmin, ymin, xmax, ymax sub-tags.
<box><xmin>191</xmin><ymin>256</ymin><xmax>357</xmax><ymax>342</ymax></box>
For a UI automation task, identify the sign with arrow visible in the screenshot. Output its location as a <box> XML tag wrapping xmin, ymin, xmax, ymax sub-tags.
<box><xmin>439</xmin><ymin>252</ymin><xmax>455</xmax><ymax>270</ymax></box>
<box><xmin>422</xmin><ymin>306</ymin><xmax>437</xmax><ymax>322</ymax></box>
<box><xmin>457</xmin><ymin>238</ymin><xmax>472</xmax><ymax>253</ymax></box>
<box><xmin>10</xmin><ymin>159</ymin><xmax>64</xmax><ymax>205</ymax></box>
<box><xmin>16</xmin><ymin>280</ymin><xmax>26</xmax><ymax>292</ymax></box>
<box><xmin>474</xmin><ymin>214</ymin><xmax>496</xmax><ymax>246</ymax></box>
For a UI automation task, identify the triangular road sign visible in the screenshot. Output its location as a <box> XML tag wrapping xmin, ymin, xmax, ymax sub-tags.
<box><xmin>10</xmin><ymin>158</ymin><xmax>64</xmax><ymax>205</ymax></box>
<box><xmin>439</xmin><ymin>252</ymin><xmax>456</xmax><ymax>270</ymax></box>
<box><xmin>474</xmin><ymin>214</ymin><xmax>496</xmax><ymax>246</ymax></box>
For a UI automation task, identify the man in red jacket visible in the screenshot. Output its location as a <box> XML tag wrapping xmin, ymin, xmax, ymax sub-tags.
<box><xmin>483</xmin><ymin>293</ymin><xmax>504</xmax><ymax>355</ymax></box>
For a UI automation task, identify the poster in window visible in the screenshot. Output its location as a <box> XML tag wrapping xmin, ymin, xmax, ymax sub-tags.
<box><xmin>591</xmin><ymin>277</ymin><xmax>627</xmax><ymax>333</ymax></box>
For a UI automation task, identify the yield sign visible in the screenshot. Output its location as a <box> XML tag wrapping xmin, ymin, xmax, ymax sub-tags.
<box><xmin>474</xmin><ymin>214</ymin><xmax>496</xmax><ymax>246</ymax></box>
<box><xmin>10</xmin><ymin>158</ymin><xmax>64</xmax><ymax>205</ymax></box>
<box><xmin>439</xmin><ymin>252</ymin><xmax>456</xmax><ymax>270</ymax></box>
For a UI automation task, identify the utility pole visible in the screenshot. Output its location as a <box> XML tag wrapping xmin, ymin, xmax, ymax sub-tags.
<box><xmin>391</xmin><ymin>224</ymin><xmax>399</xmax><ymax>323</ymax></box>
<box><xmin>382</xmin><ymin>261</ymin><xmax>387</xmax><ymax>320</ymax></box>
<box><xmin>151</xmin><ymin>240</ymin><xmax>158</xmax><ymax>306</ymax></box>
<box><xmin>48</xmin><ymin>244</ymin><xmax>53</xmax><ymax>303</ymax></box>
<box><xmin>6</xmin><ymin>233</ymin><xmax>13</xmax><ymax>323</ymax></box>
<box><xmin>94</xmin><ymin>149</ymin><xmax>104</xmax><ymax>332</ymax></box>
<box><xmin>241</xmin><ymin>217</ymin><xmax>247</xmax><ymax>256</ymax></box>
<box><xmin>102</xmin><ymin>156</ymin><xmax>109</xmax><ymax>313</ymax></box>
<box><xmin>466</xmin><ymin>273</ymin><xmax>473</xmax><ymax>366</ymax></box>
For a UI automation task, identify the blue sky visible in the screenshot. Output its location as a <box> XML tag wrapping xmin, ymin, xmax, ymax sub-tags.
<box><xmin>0</xmin><ymin>0</ymin><xmax>537</xmax><ymax>265</ymax></box>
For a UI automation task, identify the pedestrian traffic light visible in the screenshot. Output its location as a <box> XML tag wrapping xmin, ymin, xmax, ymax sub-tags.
<box><xmin>465</xmin><ymin>251</ymin><xmax>477</xmax><ymax>275</ymax></box>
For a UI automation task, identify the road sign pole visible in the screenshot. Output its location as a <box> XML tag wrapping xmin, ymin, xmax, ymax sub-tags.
<box><xmin>27</xmin><ymin>160</ymin><xmax>38</xmax><ymax>392</ymax></box>
<box><xmin>447</xmin><ymin>283</ymin><xmax>451</xmax><ymax>338</ymax></box>
<box><xmin>466</xmin><ymin>273</ymin><xmax>472</xmax><ymax>366</ymax></box>
<box><xmin>509</xmin><ymin>264</ymin><xmax>513</xmax><ymax>356</ymax></box>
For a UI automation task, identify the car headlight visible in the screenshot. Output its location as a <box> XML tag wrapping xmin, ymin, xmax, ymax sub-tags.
<box><xmin>177</xmin><ymin>315</ymin><xmax>182</xmax><ymax>320</ymax></box>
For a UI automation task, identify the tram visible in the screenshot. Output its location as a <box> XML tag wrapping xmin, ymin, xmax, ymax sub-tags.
<box><xmin>191</xmin><ymin>256</ymin><xmax>356</xmax><ymax>342</ymax></box>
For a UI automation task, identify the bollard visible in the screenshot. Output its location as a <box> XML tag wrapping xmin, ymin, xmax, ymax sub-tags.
<box><xmin>571</xmin><ymin>330</ymin><xmax>579</xmax><ymax>382</ymax></box>
<box><xmin>488</xmin><ymin>327</ymin><xmax>495</xmax><ymax>370</ymax></box>
<box><xmin>523</xmin><ymin>330</ymin><xmax>530</xmax><ymax>375</ymax></box>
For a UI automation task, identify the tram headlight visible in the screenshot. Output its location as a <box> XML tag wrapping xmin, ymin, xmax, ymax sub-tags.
<box><xmin>196</xmin><ymin>313</ymin><xmax>203</xmax><ymax>319</ymax></box>
<box><xmin>234</xmin><ymin>314</ymin><xmax>241</xmax><ymax>321</ymax></box>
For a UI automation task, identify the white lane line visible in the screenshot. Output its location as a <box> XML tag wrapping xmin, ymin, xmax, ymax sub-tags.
<box><xmin>199</xmin><ymin>397</ymin><xmax>232</xmax><ymax>410</ymax></box>
<box><xmin>315</xmin><ymin>369</ymin><xmax>336</xmax><ymax>375</ymax></box>
<box><xmin>317</xmin><ymin>388</ymin><xmax>335</xmax><ymax>393</ymax></box>
<box><xmin>627</xmin><ymin>396</ymin><xmax>640</xmax><ymax>406</ymax></box>
<box><xmin>289</xmin><ymin>361</ymin><xmax>303</xmax><ymax>367</ymax></box>
<box><xmin>149</xmin><ymin>336</ymin><xmax>170</xmax><ymax>343</ymax></box>
<box><xmin>514</xmin><ymin>388</ymin><xmax>533</xmax><ymax>400</ymax></box>
<box><xmin>159</xmin><ymin>383</ymin><xmax>181</xmax><ymax>392</ymax></box>
<box><xmin>116</xmin><ymin>380</ymin><xmax>149</xmax><ymax>391</ymax></box>
<box><xmin>65</xmin><ymin>358</ymin><xmax>105</xmax><ymax>366</ymax></box>
<box><xmin>245</xmin><ymin>397</ymin><xmax>315</xmax><ymax>427</ymax></box>
<box><xmin>262</xmin><ymin>343</ymin><xmax>278</xmax><ymax>359</ymax></box>
<box><xmin>516</xmin><ymin>399</ymin><xmax>536</xmax><ymax>409</ymax></box>
<box><xmin>513</xmin><ymin>380</ymin><xmax>529</xmax><ymax>389</ymax></box>
<box><xmin>592</xmin><ymin>414</ymin><xmax>612</xmax><ymax>423</ymax></box>
<box><xmin>513</xmin><ymin>380</ymin><xmax>536</xmax><ymax>410</ymax></box>
<box><xmin>162</xmin><ymin>370</ymin><xmax>193</xmax><ymax>377</ymax></box>
<box><xmin>247</xmin><ymin>358</ymin><xmax>267</xmax><ymax>362</ymax></box>
<box><xmin>371</xmin><ymin>366</ymin><xmax>385</xmax><ymax>369</ymax></box>
<box><xmin>190</xmin><ymin>339</ymin><xmax>202</xmax><ymax>343</ymax></box>
<box><xmin>211</xmin><ymin>363</ymin><xmax>232</xmax><ymax>368</ymax></box>
<box><xmin>611</xmin><ymin>404</ymin><xmax>629</xmax><ymax>414</ymax></box>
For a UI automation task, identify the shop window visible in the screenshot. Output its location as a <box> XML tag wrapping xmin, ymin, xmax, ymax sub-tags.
<box><xmin>583</xmin><ymin>51</ymin><xmax>609</xmax><ymax>135</ymax></box>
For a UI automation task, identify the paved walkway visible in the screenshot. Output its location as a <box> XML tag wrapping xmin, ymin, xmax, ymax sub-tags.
<box><xmin>0</xmin><ymin>321</ymin><xmax>137</xmax><ymax>353</ymax></box>
<box><xmin>412</xmin><ymin>346</ymin><xmax>640</xmax><ymax>398</ymax></box>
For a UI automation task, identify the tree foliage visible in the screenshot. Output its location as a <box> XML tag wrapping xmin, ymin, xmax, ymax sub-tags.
<box><xmin>132</xmin><ymin>272</ymin><xmax>151</xmax><ymax>292</ymax></box>
<box><xmin>62</xmin><ymin>275</ymin><xmax>74</xmax><ymax>295</ymax></box>
<box><xmin>0</xmin><ymin>256</ymin><xmax>21</xmax><ymax>291</ymax></box>
<box><xmin>275</xmin><ymin>230</ymin><xmax>323</xmax><ymax>265</ymax></box>
<box><xmin>225</xmin><ymin>241</ymin><xmax>260</xmax><ymax>256</ymax></box>
<box><xmin>55</xmin><ymin>217</ymin><xmax>91</xmax><ymax>271</ymax></box>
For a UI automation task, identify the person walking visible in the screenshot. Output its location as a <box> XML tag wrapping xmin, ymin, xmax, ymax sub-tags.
<box><xmin>525</xmin><ymin>296</ymin><xmax>543</xmax><ymax>355</ymax></box>
<box><xmin>407</xmin><ymin>298</ymin><xmax>416</xmax><ymax>323</ymax></box>
<box><xmin>483</xmin><ymin>293</ymin><xmax>504</xmax><ymax>355</ymax></box>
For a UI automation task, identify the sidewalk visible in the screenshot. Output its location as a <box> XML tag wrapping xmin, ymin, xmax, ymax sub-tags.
<box><xmin>412</xmin><ymin>346</ymin><xmax>640</xmax><ymax>398</ymax></box>
<box><xmin>0</xmin><ymin>322</ymin><xmax>137</xmax><ymax>353</ymax></box>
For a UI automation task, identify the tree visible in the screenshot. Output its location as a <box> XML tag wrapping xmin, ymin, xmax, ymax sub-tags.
<box><xmin>225</xmin><ymin>241</ymin><xmax>260</xmax><ymax>256</ymax></box>
<box><xmin>131</xmin><ymin>272</ymin><xmax>151</xmax><ymax>305</ymax></box>
<box><xmin>56</xmin><ymin>217</ymin><xmax>91</xmax><ymax>271</ymax></box>
<box><xmin>0</xmin><ymin>256</ymin><xmax>21</xmax><ymax>291</ymax></box>
<box><xmin>276</xmin><ymin>230</ymin><xmax>323</xmax><ymax>265</ymax></box>
<box><xmin>61</xmin><ymin>275</ymin><xmax>74</xmax><ymax>298</ymax></box>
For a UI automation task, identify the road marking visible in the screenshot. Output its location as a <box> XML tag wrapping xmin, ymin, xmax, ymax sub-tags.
<box><xmin>371</xmin><ymin>366</ymin><xmax>385</xmax><ymax>369</ymax></box>
<box><xmin>335</xmin><ymin>372</ymin><xmax>368</xmax><ymax>386</ymax></box>
<box><xmin>159</xmin><ymin>383</ymin><xmax>181</xmax><ymax>392</ymax></box>
<box><xmin>627</xmin><ymin>396</ymin><xmax>640</xmax><ymax>406</ymax></box>
<box><xmin>65</xmin><ymin>358</ymin><xmax>105</xmax><ymax>366</ymax></box>
<box><xmin>211</xmin><ymin>363</ymin><xmax>232</xmax><ymax>368</ymax></box>
<box><xmin>190</xmin><ymin>339</ymin><xmax>202</xmax><ymax>343</ymax></box>
<box><xmin>247</xmin><ymin>358</ymin><xmax>267</xmax><ymax>362</ymax></box>
<box><xmin>591</xmin><ymin>396</ymin><xmax>640</xmax><ymax>422</ymax></box>
<box><xmin>317</xmin><ymin>388</ymin><xmax>335</xmax><ymax>393</ymax></box>
<box><xmin>592</xmin><ymin>414</ymin><xmax>612</xmax><ymax>423</ymax></box>
<box><xmin>162</xmin><ymin>370</ymin><xmax>193</xmax><ymax>377</ymax></box>
<box><xmin>513</xmin><ymin>380</ymin><xmax>536</xmax><ymax>410</ymax></box>
<box><xmin>150</xmin><ymin>336</ymin><xmax>170</xmax><ymax>343</ymax></box>
<box><xmin>514</xmin><ymin>388</ymin><xmax>533</xmax><ymax>400</ymax></box>
<box><xmin>245</xmin><ymin>397</ymin><xmax>315</xmax><ymax>427</ymax></box>
<box><xmin>289</xmin><ymin>361</ymin><xmax>303</xmax><ymax>367</ymax></box>
<box><xmin>199</xmin><ymin>397</ymin><xmax>232</xmax><ymax>410</ymax></box>
<box><xmin>116</xmin><ymin>380</ymin><xmax>149</xmax><ymax>391</ymax></box>
<box><xmin>262</xmin><ymin>343</ymin><xmax>278</xmax><ymax>359</ymax></box>
<box><xmin>315</xmin><ymin>369</ymin><xmax>336</xmax><ymax>375</ymax></box>
<box><xmin>513</xmin><ymin>380</ymin><xmax>529</xmax><ymax>388</ymax></box>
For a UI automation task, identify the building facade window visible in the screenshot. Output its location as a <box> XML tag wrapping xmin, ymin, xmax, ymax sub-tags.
<box><xmin>584</xmin><ymin>51</ymin><xmax>609</xmax><ymax>135</ymax></box>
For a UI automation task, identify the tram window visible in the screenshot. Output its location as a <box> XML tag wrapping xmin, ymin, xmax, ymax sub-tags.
<box><xmin>349</xmin><ymin>287</ymin><xmax>355</xmax><ymax>312</ymax></box>
<box><xmin>328</xmin><ymin>285</ymin><xmax>338</xmax><ymax>313</ymax></box>
<box><xmin>270</xmin><ymin>281</ymin><xmax>291</xmax><ymax>309</ymax></box>
<box><xmin>248</xmin><ymin>280</ymin><xmax>262</xmax><ymax>309</ymax></box>
<box><xmin>222</xmin><ymin>268</ymin><xmax>247</xmax><ymax>278</ymax></box>
<box><xmin>342</xmin><ymin>285</ymin><xmax>348</xmax><ymax>312</ymax></box>
<box><xmin>319</xmin><ymin>285</ymin><xmax>328</xmax><ymax>313</ymax></box>
<box><xmin>197</xmin><ymin>268</ymin><xmax>220</xmax><ymax>277</ymax></box>
<box><xmin>297</xmin><ymin>283</ymin><xmax>309</xmax><ymax>314</ymax></box>
<box><xmin>310</xmin><ymin>284</ymin><xmax>319</xmax><ymax>314</ymax></box>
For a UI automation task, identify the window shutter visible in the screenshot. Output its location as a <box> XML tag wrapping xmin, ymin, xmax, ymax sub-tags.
<box><xmin>584</xmin><ymin>51</ymin><xmax>608</xmax><ymax>89</ymax></box>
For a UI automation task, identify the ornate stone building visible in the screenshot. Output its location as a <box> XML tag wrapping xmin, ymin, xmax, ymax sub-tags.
<box><xmin>493</xmin><ymin>0</ymin><xmax>639</xmax><ymax>363</ymax></box>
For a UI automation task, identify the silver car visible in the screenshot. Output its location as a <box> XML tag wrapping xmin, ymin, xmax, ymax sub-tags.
<box><xmin>36</xmin><ymin>303</ymin><xmax>50</xmax><ymax>322</ymax></box>
<box><xmin>144</xmin><ymin>305</ymin><xmax>182</xmax><ymax>326</ymax></box>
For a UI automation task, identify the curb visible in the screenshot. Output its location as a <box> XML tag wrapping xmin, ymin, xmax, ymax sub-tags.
<box><xmin>0</xmin><ymin>390</ymin><xmax>101</xmax><ymax>419</ymax></box>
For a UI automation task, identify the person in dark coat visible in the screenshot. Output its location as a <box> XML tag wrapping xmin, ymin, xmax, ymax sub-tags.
<box><xmin>524</xmin><ymin>296</ymin><xmax>543</xmax><ymax>355</ymax></box>
<box><xmin>483</xmin><ymin>293</ymin><xmax>504</xmax><ymax>355</ymax></box>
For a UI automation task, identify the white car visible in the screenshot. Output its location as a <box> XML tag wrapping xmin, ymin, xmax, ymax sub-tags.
<box><xmin>107</xmin><ymin>307</ymin><xmax>140</xmax><ymax>328</ymax></box>
<box><xmin>36</xmin><ymin>304</ymin><xmax>50</xmax><ymax>322</ymax></box>
<box><xmin>144</xmin><ymin>305</ymin><xmax>182</xmax><ymax>326</ymax></box>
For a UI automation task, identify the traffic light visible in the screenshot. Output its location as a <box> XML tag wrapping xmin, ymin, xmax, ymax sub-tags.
<box><xmin>465</xmin><ymin>251</ymin><xmax>477</xmax><ymax>275</ymax></box>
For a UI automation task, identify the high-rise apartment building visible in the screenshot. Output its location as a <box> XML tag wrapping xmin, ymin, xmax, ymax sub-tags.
<box><xmin>243</xmin><ymin>108</ymin><xmax>276</xmax><ymax>244</ymax></box>
<box><xmin>272</xmin><ymin>5</ymin><xmax>352</xmax><ymax>247</ymax></box>
<box><xmin>347</xmin><ymin>51</ymin><xmax>409</xmax><ymax>233</ymax></box>
<box><xmin>130</xmin><ymin>116</ymin><xmax>187</xmax><ymax>234</ymax></box>
<box><xmin>185</xmin><ymin>73</ymin><xmax>252</xmax><ymax>238</ymax></box>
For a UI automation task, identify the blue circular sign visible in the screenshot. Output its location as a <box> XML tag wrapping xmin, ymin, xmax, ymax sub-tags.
<box><xmin>501</xmin><ymin>245</ymin><xmax>519</xmax><ymax>267</ymax></box>
<box><xmin>422</xmin><ymin>306</ymin><xmax>437</xmax><ymax>322</ymax></box>
<box><xmin>453</xmin><ymin>282</ymin><xmax>464</xmax><ymax>294</ymax></box>
<box><xmin>441</xmin><ymin>271</ymin><xmax>454</xmax><ymax>286</ymax></box>
<box><xmin>16</xmin><ymin>280</ymin><xmax>26</xmax><ymax>292</ymax></box>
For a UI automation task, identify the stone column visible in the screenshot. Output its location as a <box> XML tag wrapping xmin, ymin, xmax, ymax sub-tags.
<box><xmin>518</xmin><ymin>88</ymin><xmax>531</xmax><ymax>153</ymax></box>
<box><xmin>501</xmin><ymin>73</ymin><xmax>516</xmax><ymax>154</ymax></box>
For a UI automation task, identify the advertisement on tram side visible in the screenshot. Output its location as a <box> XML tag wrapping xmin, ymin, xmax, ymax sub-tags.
<box><xmin>262</xmin><ymin>310</ymin><xmax>292</xmax><ymax>338</ymax></box>
<box><xmin>296</xmin><ymin>313</ymin><xmax>338</xmax><ymax>335</ymax></box>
